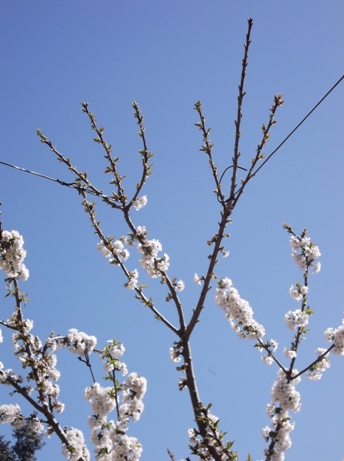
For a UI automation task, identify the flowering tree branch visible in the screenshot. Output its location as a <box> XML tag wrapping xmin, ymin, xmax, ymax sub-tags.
<box><xmin>0</xmin><ymin>18</ymin><xmax>342</xmax><ymax>461</ymax></box>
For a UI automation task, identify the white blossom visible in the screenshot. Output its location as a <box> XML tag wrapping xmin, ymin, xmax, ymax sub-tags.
<box><xmin>261</xmin><ymin>355</ymin><xmax>274</xmax><ymax>366</ymax></box>
<box><xmin>313</xmin><ymin>262</ymin><xmax>321</xmax><ymax>273</ymax></box>
<box><xmin>133</xmin><ymin>195</ymin><xmax>147</xmax><ymax>211</ymax></box>
<box><xmin>138</xmin><ymin>238</ymin><xmax>170</xmax><ymax>278</ymax></box>
<box><xmin>174</xmin><ymin>280</ymin><xmax>185</xmax><ymax>292</ymax></box>
<box><xmin>271</xmin><ymin>369</ymin><xmax>301</xmax><ymax>412</ymax></box>
<box><xmin>122</xmin><ymin>372</ymin><xmax>147</xmax><ymax>401</ymax></box>
<box><xmin>193</xmin><ymin>273</ymin><xmax>201</xmax><ymax>285</ymax></box>
<box><xmin>0</xmin><ymin>404</ymin><xmax>23</xmax><ymax>427</ymax></box>
<box><xmin>283</xmin><ymin>348</ymin><xmax>297</xmax><ymax>359</ymax></box>
<box><xmin>289</xmin><ymin>235</ymin><xmax>321</xmax><ymax>273</ymax></box>
<box><xmin>284</xmin><ymin>309</ymin><xmax>309</xmax><ymax>331</ymax></box>
<box><xmin>324</xmin><ymin>320</ymin><xmax>344</xmax><ymax>355</ymax></box>
<box><xmin>306</xmin><ymin>348</ymin><xmax>330</xmax><ymax>380</ymax></box>
<box><xmin>136</xmin><ymin>226</ymin><xmax>147</xmax><ymax>237</ymax></box>
<box><xmin>169</xmin><ymin>346</ymin><xmax>182</xmax><ymax>363</ymax></box>
<box><xmin>215</xmin><ymin>278</ymin><xmax>265</xmax><ymax>340</ymax></box>
<box><xmin>289</xmin><ymin>284</ymin><xmax>308</xmax><ymax>301</ymax></box>
<box><xmin>84</xmin><ymin>383</ymin><xmax>117</xmax><ymax>417</ymax></box>
<box><xmin>61</xmin><ymin>427</ymin><xmax>90</xmax><ymax>461</ymax></box>
<box><xmin>67</xmin><ymin>329</ymin><xmax>97</xmax><ymax>356</ymax></box>
<box><xmin>97</xmin><ymin>241</ymin><xmax>112</xmax><ymax>258</ymax></box>
<box><xmin>126</xmin><ymin>269</ymin><xmax>139</xmax><ymax>290</ymax></box>
<box><xmin>0</xmin><ymin>230</ymin><xmax>29</xmax><ymax>280</ymax></box>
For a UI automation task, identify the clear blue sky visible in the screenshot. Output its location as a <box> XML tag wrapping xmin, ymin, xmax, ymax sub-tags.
<box><xmin>0</xmin><ymin>1</ymin><xmax>343</xmax><ymax>460</ymax></box>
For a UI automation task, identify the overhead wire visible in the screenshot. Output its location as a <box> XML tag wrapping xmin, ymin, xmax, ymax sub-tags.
<box><xmin>0</xmin><ymin>161</ymin><xmax>97</xmax><ymax>196</ymax></box>
<box><xmin>248</xmin><ymin>74</ymin><xmax>344</xmax><ymax>180</ymax></box>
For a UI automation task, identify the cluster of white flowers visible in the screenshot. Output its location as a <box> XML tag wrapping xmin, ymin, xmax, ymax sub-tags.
<box><xmin>121</xmin><ymin>372</ymin><xmax>147</xmax><ymax>422</ymax></box>
<box><xmin>324</xmin><ymin>320</ymin><xmax>344</xmax><ymax>355</ymax></box>
<box><xmin>271</xmin><ymin>369</ymin><xmax>301</xmax><ymax>412</ymax></box>
<box><xmin>97</xmin><ymin>239</ymin><xmax>129</xmax><ymax>264</ymax></box>
<box><xmin>0</xmin><ymin>230</ymin><xmax>29</xmax><ymax>280</ymax></box>
<box><xmin>125</xmin><ymin>268</ymin><xmax>139</xmax><ymax>290</ymax></box>
<box><xmin>260</xmin><ymin>339</ymin><xmax>278</xmax><ymax>366</ymax></box>
<box><xmin>215</xmin><ymin>277</ymin><xmax>265</xmax><ymax>340</ymax></box>
<box><xmin>262</xmin><ymin>369</ymin><xmax>302</xmax><ymax>460</ymax></box>
<box><xmin>306</xmin><ymin>348</ymin><xmax>330</xmax><ymax>380</ymax></box>
<box><xmin>173</xmin><ymin>279</ymin><xmax>185</xmax><ymax>292</ymax></box>
<box><xmin>0</xmin><ymin>363</ymin><xmax>17</xmax><ymax>385</ymax></box>
<box><xmin>289</xmin><ymin>284</ymin><xmax>308</xmax><ymax>301</ymax></box>
<box><xmin>62</xmin><ymin>427</ymin><xmax>90</xmax><ymax>461</ymax></box>
<box><xmin>2</xmin><ymin>309</ymin><xmax>66</xmax><ymax>415</ymax></box>
<box><xmin>193</xmin><ymin>273</ymin><xmax>202</xmax><ymax>285</ymax></box>
<box><xmin>0</xmin><ymin>406</ymin><xmax>43</xmax><ymax>437</ymax></box>
<box><xmin>85</xmin><ymin>382</ymin><xmax>117</xmax><ymax>416</ymax></box>
<box><xmin>133</xmin><ymin>195</ymin><xmax>147</xmax><ymax>211</ymax></box>
<box><xmin>283</xmin><ymin>348</ymin><xmax>296</xmax><ymax>359</ymax></box>
<box><xmin>89</xmin><ymin>426</ymin><xmax>142</xmax><ymax>461</ymax></box>
<box><xmin>188</xmin><ymin>412</ymin><xmax>230</xmax><ymax>460</ymax></box>
<box><xmin>85</xmin><ymin>341</ymin><xmax>146</xmax><ymax>460</ymax></box>
<box><xmin>0</xmin><ymin>403</ymin><xmax>23</xmax><ymax>428</ymax></box>
<box><xmin>138</xmin><ymin>238</ymin><xmax>169</xmax><ymax>278</ymax></box>
<box><xmin>136</xmin><ymin>226</ymin><xmax>147</xmax><ymax>237</ymax></box>
<box><xmin>65</xmin><ymin>328</ymin><xmax>97</xmax><ymax>356</ymax></box>
<box><xmin>262</xmin><ymin>407</ymin><xmax>294</xmax><ymax>461</ymax></box>
<box><xmin>6</xmin><ymin>309</ymin><xmax>34</xmax><ymax>334</ymax></box>
<box><xmin>284</xmin><ymin>309</ymin><xmax>309</xmax><ymax>331</ymax></box>
<box><xmin>133</xmin><ymin>195</ymin><xmax>148</xmax><ymax>211</ymax></box>
<box><xmin>100</xmin><ymin>340</ymin><xmax>128</xmax><ymax>375</ymax></box>
<box><xmin>289</xmin><ymin>235</ymin><xmax>321</xmax><ymax>273</ymax></box>
<box><xmin>169</xmin><ymin>345</ymin><xmax>182</xmax><ymax>363</ymax></box>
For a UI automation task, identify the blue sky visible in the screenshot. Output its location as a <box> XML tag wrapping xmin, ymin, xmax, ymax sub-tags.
<box><xmin>0</xmin><ymin>1</ymin><xmax>343</xmax><ymax>460</ymax></box>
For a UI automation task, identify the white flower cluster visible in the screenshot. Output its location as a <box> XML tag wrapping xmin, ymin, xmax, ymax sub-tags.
<box><xmin>260</xmin><ymin>339</ymin><xmax>278</xmax><ymax>366</ymax></box>
<box><xmin>284</xmin><ymin>309</ymin><xmax>309</xmax><ymax>331</ymax></box>
<box><xmin>306</xmin><ymin>348</ymin><xmax>330</xmax><ymax>381</ymax></box>
<box><xmin>283</xmin><ymin>348</ymin><xmax>296</xmax><ymax>359</ymax></box>
<box><xmin>3</xmin><ymin>310</ymin><xmax>65</xmax><ymax>414</ymax></box>
<box><xmin>136</xmin><ymin>226</ymin><xmax>147</xmax><ymax>237</ymax></box>
<box><xmin>133</xmin><ymin>195</ymin><xmax>147</xmax><ymax>211</ymax></box>
<box><xmin>138</xmin><ymin>238</ymin><xmax>170</xmax><ymax>278</ymax></box>
<box><xmin>0</xmin><ymin>230</ymin><xmax>29</xmax><ymax>280</ymax></box>
<box><xmin>262</xmin><ymin>408</ymin><xmax>294</xmax><ymax>461</ymax></box>
<box><xmin>0</xmin><ymin>403</ymin><xmax>23</xmax><ymax>428</ymax></box>
<box><xmin>85</xmin><ymin>383</ymin><xmax>117</xmax><ymax>416</ymax></box>
<box><xmin>289</xmin><ymin>284</ymin><xmax>308</xmax><ymax>301</ymax></box>
<box><xmin>324</xmin><ymin>320</ymin><xmax>344</xmax><ymax>355</ymax></box>
<box><xmin>0</xmin><ymin>362</ymin><xmax>18</xmax><ymax>386</ymax></box>
<box><xmin>121</xmin><ymin>372</ymin><xmax>147</xmax><ymax>422</ymax></box>
<box><xmin>101</xmin><ymin>340</ymin><xmax>128</xmax><ymax>375</ymax></box>
<box><xmin>188</xmin><ymin>412</ymin><xmax>231</xmax><ymax>460</ymax></box>
<box><xmin>0</xmin><ymin>406</ymin><xmax>43</xmax><ymax>438</ymax></box>
<box><xmin>215</xmin><ymin>278</ymin><xmax>265</xmax><ymax>340</ymax></box>
<box><xmin>262</xmin><ymin>369</ymin><xmax>301</xmax><ymax>460</ymax></box>
<box><xmin>193</xmin><ymin>273</ymin><xmax>202</xmax><ymax>285</ymax></box>
<box><xmin>64</xmin><ymin>328</ymin><xmax>97</xmax><ymax>356</ymax></box>
<box><xmin>62</xmin><ymin>427</ymin><xmax>90</xmax><ymax>461</ymax></box>
<box><xmin>125</xmin><ymin>268</ymin><xmax>139</xmax><ymax>290</ymax></box>
<box><xmin>289</xmin><ymin>235</ymin><xmax>321</xmax><ymax>273</ymax></box>
<box><xmin>86</xmin><ymin>341</ymin><xmax>147</xmax><ymax>460</ymax></box>
<box><xmin>271</xmin><ymin>369</ymin><xmax>301</xmax><ymax>412</ymax></box>
<box><xmin>169</xmin><ymin>345</ymin><xmax>182</xmax><ymax>363</ymax></box>
<box><xmin>173</xmin><ymin>279</ymin><xmax>185</xmax><ymax>292</ymax></box>
<box><xmin>97</xmin><ymin>239</ymin><xmax>130</xmax><ymax>264</ymax></box>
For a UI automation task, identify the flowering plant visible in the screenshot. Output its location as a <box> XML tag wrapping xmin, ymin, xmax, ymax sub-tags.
<box><xmin>0</xmin><ymin>19</ymin><xmax>342</xmax><ymax>461</ymax></box>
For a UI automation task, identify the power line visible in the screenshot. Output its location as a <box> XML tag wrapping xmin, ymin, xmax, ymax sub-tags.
<box><xmin>0</xmin><ymin>74</ymin><xmax>343</xmax><ymax>196</ymax></box>
<box><xmin>0</xmin><ymin>160</ymin><xmax>97</xmax><ymax>196</ymax></box>
<box><xmin>250</xmin><ymin>74</ymin><xmax>344</xmax><ymax>180</ymax></box>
